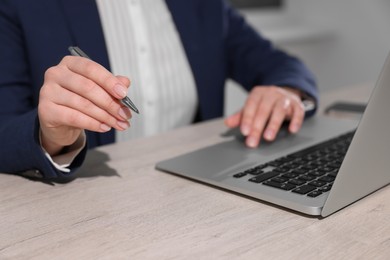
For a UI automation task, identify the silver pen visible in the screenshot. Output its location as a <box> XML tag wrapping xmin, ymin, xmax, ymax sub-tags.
<box><xmin>68</xmin><ymin>46</ymin><xmax>140</xmax><ymax>114</ymax></box>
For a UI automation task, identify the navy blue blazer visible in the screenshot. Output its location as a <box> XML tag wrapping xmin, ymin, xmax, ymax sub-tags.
<box><xmin>0</xmin><ymin>0</ymin><xmax>317</xmax><ymax>179</ymax></box>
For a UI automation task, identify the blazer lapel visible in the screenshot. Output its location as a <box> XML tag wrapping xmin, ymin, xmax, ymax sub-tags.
<box><xmin>165</xmin><ymin>0</ymin><xmax>201</xmax><ymax>67</ymax></box>
<box><xmin>59</xmin><ymin>0</ymin><xmax>110</xmax><ymax>70</ymax></box>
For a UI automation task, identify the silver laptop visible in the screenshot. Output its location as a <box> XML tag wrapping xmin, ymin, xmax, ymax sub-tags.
<box><xmin>156</xmin><ymin>52</ymin><xmax>390</xmax><ymax>217</ymax></box>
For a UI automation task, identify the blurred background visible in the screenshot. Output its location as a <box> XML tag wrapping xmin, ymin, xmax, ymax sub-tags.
<box><xmin>225</xmin><ymin>0</ymin><xmax>390</xmax><ymax>115</ymax></box>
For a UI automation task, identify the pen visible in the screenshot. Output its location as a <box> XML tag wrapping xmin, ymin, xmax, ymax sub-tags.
<box><xmin>68</xmin><ymin>46</ymin><xmax>140</xmax><ymax>114</ymax></box>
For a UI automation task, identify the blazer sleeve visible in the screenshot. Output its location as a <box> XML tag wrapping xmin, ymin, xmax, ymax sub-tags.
<box><xmin>0</xmin><ymin>1</ymin><xmax>86</xmax><ymax>179</ymax></box>
<box><xmin>0</xmin><ymin>110</ymin><xmax>87</xmax><ymax>179</ymax></box>
<box><xmin>223</xmin><ymin>1</ymin><xmax>318</xmax><ymax>104</ymax></box>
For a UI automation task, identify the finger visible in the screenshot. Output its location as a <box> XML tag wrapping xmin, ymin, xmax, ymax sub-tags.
<box><xmin>116</xmin><ymin>75</ymin><xmax>131</xmax><ymax>87</ymax></box>
<box><xmin>62</xmin><ymin>56</ymin><xmax>128</xmax><ymax>99</ymax></box>
<box><xmin>48</xmin><ymin>104</ymin><xmax>127</xmax><ymax>133</ymax></box>
<box><xmin>224</xmin><ymin>110</ymin><xmax>242</xmax><ymax>128</ymax></box>
<box><xmin>288</xmin><ymin>100</ymin><xmax>305</xmax><ymax>133</ymax></box>
<box><xmin>240</xmin><ymin>90</ymin><xmax>264</xmax><ymax>136</ymax></box>
<box><xmin>116</xmin><ymin>75</ymin><xmax>133</xmax><ymax>119</ymax></box>
<box><xmin>245</xmin><ymin>96</ymin><xmax>278</xmax><ymax>147</ymax></box>
<box><xmin>263</xmin><ymin>98</ymin><xmax>290</xmax><ymax>141</ymax></box>
<box><xmin>62</xmin><ymin>88</ymin><xmax>130</xmax><ymax>131</ymax></box>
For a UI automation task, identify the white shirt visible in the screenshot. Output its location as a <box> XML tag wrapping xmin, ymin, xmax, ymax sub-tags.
<box><xmin>97</xmin><ymin>0</ymin><xmax>198</xmax><ymax>141</ymax></box>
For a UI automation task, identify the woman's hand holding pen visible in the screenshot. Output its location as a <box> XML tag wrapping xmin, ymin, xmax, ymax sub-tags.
<box><xmin>224</xmin><ymin>86</ymin><xmax>305</xmax><ymax>148</ymax></box>
<box><xmin>38</xmin><ymin>56</ymin><xmax>132</xmax><ymax>156</ymax></box>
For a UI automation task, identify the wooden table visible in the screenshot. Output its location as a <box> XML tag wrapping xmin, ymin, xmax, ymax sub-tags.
<box><xmin>1</xmin><ymin>84</ymin><xmax>389</xmax><ymax>259</ymax></box>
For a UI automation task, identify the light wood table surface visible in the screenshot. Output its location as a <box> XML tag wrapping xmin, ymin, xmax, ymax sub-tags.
<box><xmin>1</xmin><ymin>84</ymin><xmax>389</xmax><ymax>259</ymax></box>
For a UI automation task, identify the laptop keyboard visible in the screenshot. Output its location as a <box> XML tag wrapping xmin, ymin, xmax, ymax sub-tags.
<box><xmin>233</xmin><ymin>131</ymin><xmax>355</xmax><ymax>198</ymax></box>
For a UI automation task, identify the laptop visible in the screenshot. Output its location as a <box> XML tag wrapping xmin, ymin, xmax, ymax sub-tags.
<box><xmin>156</xmin><ymin>52</ymin><xmax>390</xmax><ymax>217</ymax></box>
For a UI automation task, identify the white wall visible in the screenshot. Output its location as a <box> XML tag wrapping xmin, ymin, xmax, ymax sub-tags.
<box><xmin>225</xmin><ymin>0</ymin><xmax>390</xmax><ymax>116</ymax></box>
<box><xmin>286</xmin><ymin>0</ymin><xmax>390</xmax><ymax>91</ymax></box>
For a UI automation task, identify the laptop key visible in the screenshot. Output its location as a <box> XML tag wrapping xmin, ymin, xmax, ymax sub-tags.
<box><xmin>263</xmin><ymin>181</ymin><xmax>296</xmax><ymax>191</ymax></box>
<box><xmin>288</xmin><ymin>179</ymin><xmax>306</xmax><ymax>186</ymax></box>
<box><xmin>233</xmin><ymin>172</ymin><xmax>247</xmax><ymax>178</ymax></box>
<box><xmin>246</xmin><ymin>168</ymin><xmax>263</xmax><ymax>175</ymax></box>
<box><xmin>318</xmin><ymin>175</ymin><xmax>335</xmax><ymax>183</ymax></box>
<box><xmin>309</xmin><ymin>180</ymin><xmax>326</xmax><ymax>187</ymax></box>
<box><xmin>298</xmin><ymin>175</ymin><xmax>316</xmax><ymax>181</ymax></box>
<box><xmin>292</xmin><ymin>185</ymin><xmax>317</xmax><ymax>194</ymax></box>
<box><xmin>282</xmin><ymin>172</ymin><xmax>300</xmax><ymax>179</ymax></box>
<box><xmin>327</xmin><ymin>170</ymin><xmax>339</xmax><ymax>178</ymax></box>
<box><xmin>271</xmin><ymin>177</ymin><xmax>288</xmax><ymax>183</ymax></box>
<box><xmin>307</xmin><ymin>170</ymin><xmax>326</xmax><ymax>177</ymax></box>
<box><xmin>248</xmin><ymin>169</ymin><xmax>264</xmax><ymax>175</ymax></box>
<box><xmin>307</xmin><ymin>190</ymin><xmax>323</xmax><ymax>197</ymax></box>
<box><xmin>248</xmin><ymin>171</ymin><xmax>279</xmax><ymax>183</ymax></box>
<box><xmin>319</xmin><ymin>185</ymin><xmax>332</xmax><ymax>192</ymax></box>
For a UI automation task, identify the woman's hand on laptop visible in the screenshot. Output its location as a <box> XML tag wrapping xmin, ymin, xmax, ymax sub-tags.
<box><xmin>224</xmin><ymin>85</ymin><xmax>305</xmax><ymax>148</ymax></box>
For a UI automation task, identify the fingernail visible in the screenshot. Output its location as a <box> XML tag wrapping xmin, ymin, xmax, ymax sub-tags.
<box><xmin>118</xmin><ymin>107</ymin><xmax>132</xmax><ymax>120</ymax></box>
<box><xmin>100</xmin><ymin>123</ymin><xmax>111</xmax><ymax>132</ymax></box>
<box><xmin>114</xmin><ymin>84</ymin><xmax>127</xmax><ymax>98</ymax></box>
<box><xmin>290</xmin><ymin>123</ymin><xmax>300</xmax><ymax>133</ymax></box>
<box><xmin>241</xmin><ymin>125</ymin><xmax>250</xmax><ymax>136</ymax></box>
<box><xmin>117</xmin><ymin>120</ymin><xmax>129</xmax><ymax>130</ymax></box>
<box><xmin>246</xmin><ymin>136</ymin><xmax>258</xmax><ymax>148</ymax></box>
<box><xmin>264</xmin><ymin>129</ymin><xmax>274</xmax><ymax>140</ymax></box>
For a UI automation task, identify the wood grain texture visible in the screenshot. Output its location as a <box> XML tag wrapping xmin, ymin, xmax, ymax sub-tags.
<box><xmin>1</xmin><ymin>85</ymin><xmax>389</xmax><ymax>259</ymax></box>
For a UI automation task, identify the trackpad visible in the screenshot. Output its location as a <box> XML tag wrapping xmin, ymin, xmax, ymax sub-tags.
<box><xmin>156</xmin><ymin>132</ymin><xmax>311</xmax><ymax>181</ymax></box>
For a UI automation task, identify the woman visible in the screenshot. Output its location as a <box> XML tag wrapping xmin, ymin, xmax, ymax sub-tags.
<box><xmin>0</xmin><ymin>0</ymin><xmax>317</xmax><ymax>179</ymax></box>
